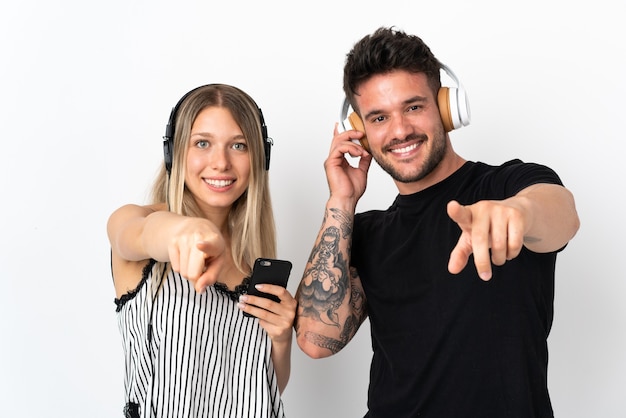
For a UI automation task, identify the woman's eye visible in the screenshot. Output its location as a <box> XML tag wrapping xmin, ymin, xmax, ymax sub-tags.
<box><xmin>232</xmin><ymin>142</ymin><xmax>248</xmax><ymax>151</ymax></box>
<box><xmin>196</xmin><ymin>140</ymin><xmax>209</xmax><ymax>149</ymax></box>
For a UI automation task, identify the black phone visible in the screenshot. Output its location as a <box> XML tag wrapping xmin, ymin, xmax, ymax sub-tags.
<box><xmin>243</xmin><ymin>258</ymin><xmax>292</xmax><ymax>318</ymax></box>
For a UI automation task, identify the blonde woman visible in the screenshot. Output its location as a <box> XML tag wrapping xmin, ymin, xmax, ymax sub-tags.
<box><xmin>108</xmin><ymin>84</ymin><xmax>295</xmax><ymax>418</ymax></box>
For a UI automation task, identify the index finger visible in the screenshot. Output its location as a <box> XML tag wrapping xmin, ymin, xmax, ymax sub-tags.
<box><xmin>193</xmin><ymin>240</ymin><xmax>225</xmax><ymax>292</ymax></box>
<box><xmin>252</xmin><ymin>283</ymin><xmax>288</xmax><ymax>298</ymax></box>
<box><xmin>448</xmin><ymin>201</ymin><xmax>493</xmax><ymax>280</ymax></box>
<box><xmin>196</xmin><ymin>239</ymin><xmax>225</xmax><ymax>260</ymax></box>
<box><xmin>447</xmin><ymin>200</ymin><xmax>471</xmax><ymax>228</ymax></box>
<box><xmin>331</xmin><ymin>130</ymin><xmax>368</xmax><ymax>158</ymax></box>
<box><xmin>194</xmin><ymin>254</ymin><xmax>224</xmax><ymax>293</ymax></box>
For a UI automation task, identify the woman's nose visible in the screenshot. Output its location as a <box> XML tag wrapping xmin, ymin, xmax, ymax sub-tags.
<box><xmin>209</xmin><ymin>147</ymin><xmax>231</xmax><ymax>171</ymax></box>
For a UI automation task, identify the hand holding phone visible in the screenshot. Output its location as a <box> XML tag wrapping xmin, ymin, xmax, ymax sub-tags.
<box><xmin>243</xmin><ymin>258</ymin><xmax>292</xmax><ymax>318</ymax></box>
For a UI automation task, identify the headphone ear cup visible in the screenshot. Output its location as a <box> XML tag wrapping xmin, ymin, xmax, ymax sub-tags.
<box><xmin>163</xmin><ymin>105</ymin><xmax>177</xmax><ymax>174</ymax></box>
<box><xmin>438</xmin><ymin>86</ymin><xmax>471</xmax><ymax>132</ymax></box>
<box><xmin>257</xmin><ymin>107</ymin><xmax>272</xmax><ymax>171</ymax></box>
<box><xmin>263</xmin><ymin>137</ymin><xmax>272</xmax><ymax>170</ymax></box>
<box><xmin>347</xmin><ymin>112</ymin><xmax>370</xmax><ymax>152</ymax></box>
<box><xmin>163</xmin><ymin>138</ymin><xmax>173</xmax><ymax>174</ymax></box>
<box><xmin>455</xmin><ymin>86</ymin><xmax>471</xmax><ymax>128</ymax></box>
<box><xmin>438</xmin><ymin>87</ymin><xmax>454</xmax><ymax>132</ymax></box>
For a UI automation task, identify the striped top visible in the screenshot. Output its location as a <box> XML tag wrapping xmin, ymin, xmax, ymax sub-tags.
<box><xmin>114</xmin><ymin>260</ymin><xmax>286</xmax><ymax>418</ymax></box>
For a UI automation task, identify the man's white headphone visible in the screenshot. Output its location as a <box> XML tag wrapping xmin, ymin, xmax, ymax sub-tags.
<box><xmin>339</xmin><ymin>64</ymin><xmax>471</xmax><ymax>151</ymax></box>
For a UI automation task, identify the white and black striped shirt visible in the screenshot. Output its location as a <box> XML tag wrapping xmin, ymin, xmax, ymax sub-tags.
<box><xmin>115</xmin><ymin>260</ymin><xmax>286</xmax><ymax>418</ymax></box>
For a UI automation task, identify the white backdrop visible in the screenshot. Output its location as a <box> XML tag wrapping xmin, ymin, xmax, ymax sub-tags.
<box><xmin>1</xmin><ymin>1</ymin><xmax>624</xmax><ymax>417</ymax></box>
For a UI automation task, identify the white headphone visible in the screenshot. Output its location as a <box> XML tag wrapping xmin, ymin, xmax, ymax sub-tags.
<box><xmin>436</xmin><ymin>64</ymin><xmax>471</xmax><ymax>132</ymax></box>
<box><xmin>339</xmin><ymin>64</ymin><xmax>471</xmax><ymax>147</ymax></box>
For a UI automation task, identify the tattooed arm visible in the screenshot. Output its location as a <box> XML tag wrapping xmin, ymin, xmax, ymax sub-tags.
<box><xmin>295</xmin><ymin>125</ymin><xmax>372</xmax><ymax>358</ymax></box>
<box><xmin>295</xmin><ymin>202</ymin><xmax>368</xmax><ymax>359</ymax></box>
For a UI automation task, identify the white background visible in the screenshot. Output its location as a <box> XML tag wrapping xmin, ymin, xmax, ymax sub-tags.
<box><xmin>1</xmin><ymin>1</ymin><xmax>624</xmax><ymax>417</ymax></box>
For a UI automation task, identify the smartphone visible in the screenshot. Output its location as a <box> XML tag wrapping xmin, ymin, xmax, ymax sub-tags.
<box><xmin>243</xmin><ymin>258</ymin><xmax>292</xmax><ymax>318</ymax></box>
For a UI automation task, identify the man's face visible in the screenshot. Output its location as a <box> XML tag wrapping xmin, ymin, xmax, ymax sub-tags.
<box><xmin>354</xmin><ymin>70</ymin><xmax>448</xmax><ymax>191</ymax></box>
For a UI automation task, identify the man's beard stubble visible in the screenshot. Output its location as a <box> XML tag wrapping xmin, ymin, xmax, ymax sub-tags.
<box><xmin>373</xmin><ymin>128</ymin><xmax>447</xmax><ymax>184</ymax></box>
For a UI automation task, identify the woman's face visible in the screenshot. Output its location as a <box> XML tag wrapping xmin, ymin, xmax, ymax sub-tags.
<box><xmin>185</xmin><ymin>106</ymin><xmax>251</xmax><ymax>214</ymax></box>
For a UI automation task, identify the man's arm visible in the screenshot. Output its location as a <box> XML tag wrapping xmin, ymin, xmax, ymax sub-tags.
<box><xmin>296</xmin><ymin>125</ymin><xmax>372</xmax><ymax>358</ymax></box>
<box><xmin>447</xmin><ymin>183</ymin><xmax>580</xmax><ymax>280</ymax></box>
<box><xmin>295</xmin><ymin>201</ymin><xmax>368</xmax><ymax>359</ymax></box>
<box><xmin>510</xmin><ymin>183</ymin><xmax>579</xmax><ymax>252</ymax></box>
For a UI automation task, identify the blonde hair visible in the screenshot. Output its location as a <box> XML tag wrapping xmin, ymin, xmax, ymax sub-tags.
<box><xmin>151</xmin><ymin>84</ymin><xmax>276</xmax><ymax>275</ymax></box>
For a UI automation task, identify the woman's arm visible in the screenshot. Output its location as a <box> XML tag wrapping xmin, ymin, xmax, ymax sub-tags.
<box><xmin>107</xmin><ymin>203</ymin><xmax>226</xmax><ymax>293</ymax></box>
<box><xmin>238</xmin><ymin>284</ymin><xmax>297</xmax><ymax>393</ymax></box>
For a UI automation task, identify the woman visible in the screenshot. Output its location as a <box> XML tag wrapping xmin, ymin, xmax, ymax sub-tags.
<box><xmin>107</xmin><ymin>84</ymin><xmax>295</xmax><ymax>418</ymax></box>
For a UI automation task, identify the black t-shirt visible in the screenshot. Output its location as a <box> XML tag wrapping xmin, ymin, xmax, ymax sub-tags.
<box><xmin>352</xmin><ymin>160</ymin><xmax>563</xmax><ymax>418</ymax></box>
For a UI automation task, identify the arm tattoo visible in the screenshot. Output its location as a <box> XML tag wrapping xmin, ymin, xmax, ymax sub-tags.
<box><xmin>348</xmin><ymin>267</ymin><xmax>367</xmax><ymax>323</ymax></box>
<box><xmin>298</xmin><ymin>268</ymin><xmax>366</xmax><ymax>354</ymax></box>
<box><xmin>298</xmin><ymin>208</ymin><xmax>368</xmax><ymax>350</ymax></box>
<box><xmin>298</xmin><ymin>207</ymin><xmax>354</xmax><ymax>325</ymax></box>
<box><xmin>329</xmin><ymin>207</ymin><xmax>352</xmax><ymax>239</ymax></box>
<box><xmin>302</xmin><ymin>331</ymin><xmax>346</xmax><ymax>354</ymax></box>
<box><xmin>300</xmin><ymin>224</ymin><xmax>348</xmax><ymax>326</ymax></box>
<box><xmin>524</xmin><ymin>235</ymin><xmax>541</xmax><ymax>244</ymax></box>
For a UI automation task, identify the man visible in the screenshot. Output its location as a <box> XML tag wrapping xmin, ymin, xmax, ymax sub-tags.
<box><xmin>295</xmin><ymin>26</ymin><xmax>579</xmax><ymax>417</ymax></box>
